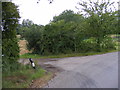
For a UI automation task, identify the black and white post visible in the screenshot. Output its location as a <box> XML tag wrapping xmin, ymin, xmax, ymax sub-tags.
<box><xmin>29</xmin><ymin>58</ymin><xmax>36</xmax><ymax>69</ymax></box>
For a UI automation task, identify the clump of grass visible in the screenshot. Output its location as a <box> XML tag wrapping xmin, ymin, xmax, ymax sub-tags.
<box><xmin>2</xmin><ymin>64</ymin><xmax>46</xmax><ymax>88</ymax></box>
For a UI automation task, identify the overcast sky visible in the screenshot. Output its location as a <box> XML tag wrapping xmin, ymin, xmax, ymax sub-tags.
<box><xmin>12</xmin><ymin>0</ymin><xmax>119</xmax><ymax>25</ymax></box>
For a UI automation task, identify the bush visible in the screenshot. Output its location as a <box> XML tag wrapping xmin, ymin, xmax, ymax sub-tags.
<box><xmin>2</xmin><ymin>38</ymin><xmax>20</xmax><ymax>72</ymax></box>
<box><xmin>23</xmin><ymin>25</ymin><xmax>44</xmax><ymax>54</ymax></box>
<box><xmin>80</xmin><ymin>37</ymin><xmax>97</xmax><ymax>52</ymax></box>
<box><xmin>79</xmin><ymin>37</ymin><xmax>116</xmax><ymax>52</ymax></box>
<box><xmin>2</xmin><ymin>2</ymin><xmax>20</xmax><ymax>73</ymax></box>
<box><xmin>100</xmin><ymin>37</ymin><xmax>116</xmax><ymax>50</ymax></box>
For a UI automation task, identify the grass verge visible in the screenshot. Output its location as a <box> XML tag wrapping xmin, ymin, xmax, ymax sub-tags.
<box><xmin>2</xmin><ymin>64</ymin><xmax>52</xmax><ymax>88</ymax></box>
<box><xmin>20</xmin><ymin>49</ymin><xmax>118</xmax><ymax>59</ymax></box>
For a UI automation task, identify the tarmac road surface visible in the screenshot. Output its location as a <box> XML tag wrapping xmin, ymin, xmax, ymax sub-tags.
<box><xmin>44</xmin><ymin>52</ymin><xmax>118</xmax><ymax>88</ymax></box>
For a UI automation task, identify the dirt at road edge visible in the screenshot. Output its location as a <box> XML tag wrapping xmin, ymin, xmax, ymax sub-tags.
<box><xmin>19</xmin><ymin>58</ymin><xmax>63</xmax><ymax>88</ymax></box>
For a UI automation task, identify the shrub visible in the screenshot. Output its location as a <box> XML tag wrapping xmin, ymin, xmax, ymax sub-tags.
<box><xmin>80</xmin><ymin>37</ymin><xmax>97</xmax><ymax>52</ymax></box>
<box><xmin>100</xmin><ymin>37</ymin><xmax>116</xmax><ymax>50</ymax></box>
<box><xmin>2</xmin><ymin>2</ymin><xmax>20</xmax><ymax>72</ymax></box>
<box><xmin>23</xmin><ymin>24</ymin><xmax>44</xmax><ymax>54</ymax></box>
<box><xmin>2</xmin><ymin>38</ymin><xmax>20</xmax><ymax>72</ymax></box>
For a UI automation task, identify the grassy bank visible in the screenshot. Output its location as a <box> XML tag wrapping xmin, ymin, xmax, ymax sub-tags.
<box><xmin>2</xmin><ymin>64</ymin><xmax>52</xmax><ymax>88</ymax></box>
<box><xmin>20</xmin><ymin>49</ymin><xmax>118</xmax><ymax>59</ymax></box>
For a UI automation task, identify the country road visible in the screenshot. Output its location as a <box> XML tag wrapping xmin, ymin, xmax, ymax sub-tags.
<box><xmin>44</xmin><ymin>52</ymin><xmax>118</xmax><ymax>88</ymax></box>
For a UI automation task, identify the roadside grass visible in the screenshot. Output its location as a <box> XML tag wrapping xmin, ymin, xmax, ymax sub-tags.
<box><xmin>20</xmin><ymin>49</ymin><xmax>118</xmax><ymax>59</ymax></box>
<box><xmin>20</xmin><ymin>53</ymin><xmax>41</xmax><ymax>59</ymax></box>
<box><xmin>2</xmin><ymin>64</ymin><xmax>51</xmax><ymax>88</ymax></box>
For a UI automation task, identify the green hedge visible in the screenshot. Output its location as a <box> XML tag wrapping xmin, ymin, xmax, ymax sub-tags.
<box><xmin>2</xmin><ymin>38</ymin><xmax>20</xmax><ymax>72</ymax></box>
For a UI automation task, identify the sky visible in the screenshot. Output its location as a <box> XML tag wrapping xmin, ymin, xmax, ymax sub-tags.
<box><xmin>12</xmin><ymin>0</ymin><xmax>119</xmax><ymax>25</ymax></box>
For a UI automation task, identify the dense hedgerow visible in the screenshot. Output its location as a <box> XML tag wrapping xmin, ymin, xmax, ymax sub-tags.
<box><xmin>2</xmin><ymin>2</ymin><xmax>20</xmax><ymax>72</ymax></box>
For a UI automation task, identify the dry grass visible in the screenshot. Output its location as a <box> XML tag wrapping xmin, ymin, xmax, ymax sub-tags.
<box><xmin>18</xmin><ymin>40</ymin><xmax>32</xmax><ymax>55</ymax></box>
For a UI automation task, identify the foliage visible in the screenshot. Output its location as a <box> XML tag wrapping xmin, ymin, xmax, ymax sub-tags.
<box><xmin>23</xmin><ymin>23</ymin><xmax>44</xmax><ymax>54</ymax></box>
<box><xmin>16</xmin><ymin>19</ymin><xmax>34</xmax><ymax>38</ymax></box>
<box><xmin>100</xmin><ymin>36</ymin><xmax>116</xmax><ymax>50</ymax></box>
<box><xmin>52</xmin><ymin>10</ymin><xmax>84</xmax><ymax>23</ymax></box>
<box><xmin>17</xmin><ymin>7</ymin><xmax>117</xmax><ymax>55</ymax></box>
<box><xmin>80</xmin><ymin>37</ymin><xmax>97</xmax><ymax>52</ymax></box>
<box><xmin>43</xmin><ymin>19</ymin><xmax>88</xmax><ymax>54</ymax></box>
<box><xmin>2</xmin><ymin>39</ymin><xmax>20</xmax><ymax>72</ymax></box>
<box><xmin>77</xmin><ymin>0</ymin><xmax>118</xmax><ymax>51</ymax></box>
<box><xmin>2</xmin><ymin>2</ymin><xmax>20</xmax><ymax>72</ymax></box>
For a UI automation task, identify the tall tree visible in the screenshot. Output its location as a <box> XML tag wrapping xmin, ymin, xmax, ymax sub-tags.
<box><xmin>22</xmin><ymin>19</ymin><xmax>34</xmax><ymax>28</ymax></box>
<box><xmin>52</xmin><ymin>10</ymin><xmax>84</xmax><ymax>23</ymax></box>
<box><xmin>2</xmin><ymin>2</ymin><xmax>20</xmax><ymax>72</ymax></box>
<box><xmin>77</xmin><ymin>0</ymin><xmax>118</xmax><ymax>51</ymax></box>
<box><xmin>16</xmin><ymin>19</ymin><xmax>34</xmax><ymax>38</ymax></box>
